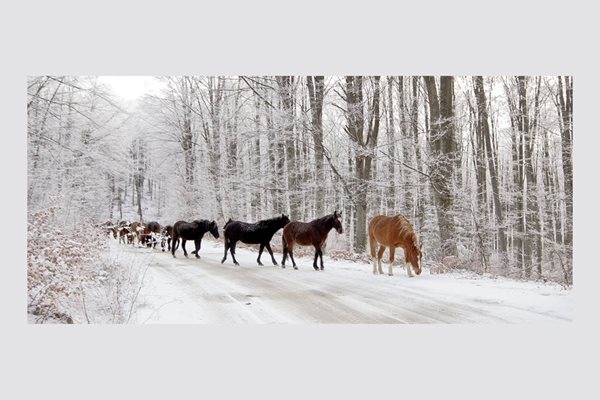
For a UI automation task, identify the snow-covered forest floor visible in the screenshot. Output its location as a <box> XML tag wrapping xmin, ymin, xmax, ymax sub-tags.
<box><xmin>112</xmin><ymin>239</ymin><xmax>573</xmax><ymax>324</ymax></box>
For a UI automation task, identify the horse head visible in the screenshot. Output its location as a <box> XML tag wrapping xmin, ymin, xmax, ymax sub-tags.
<box><xmin>209</xmin><ymin>220</ymin><xmax>220</xmax><ymax>239</ymax></box>
<box><xmin>408</xmin><ymin>239</ymin><xmax>423</xmax><ymax>275</ymax></box>
<box><xmin>280</xmin><ymin>213</ymin><xmax>290</xmax><ymax>226</ymax></box>
<box><xmin>332</xmin><ymin>210</ymin><xmax>343</xmax><ymax>234</ymax></box>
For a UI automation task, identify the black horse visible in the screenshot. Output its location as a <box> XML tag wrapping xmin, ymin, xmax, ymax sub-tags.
<box><xmin>161</xmin><ymin>225</ymin><xmax>173</xmax><ymax>252</ymax></box>
<box><xmin>221</xmin><ymin>214</ymin><xmax>290</xmax><ymax>266</ymax></box>
<box><xmin>171</xmin><ymin>220</ymin><xmax>219</xmax><ymax>258</ymax></box>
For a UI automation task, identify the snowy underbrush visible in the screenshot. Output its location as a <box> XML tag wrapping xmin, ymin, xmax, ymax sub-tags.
<box><xmin>429</xmin><ymin>252</ymin><xmax>572</xmax><ymax>288</ymax></box>
<box><xmin>27</xmin><ymin>207</ymin><xmax>148</xmax><ymax>323</ymax></box>
<box><xmin>204</xmin><ymin>231</ymin><xmax>571</xmax><ymax>288</ymax></box>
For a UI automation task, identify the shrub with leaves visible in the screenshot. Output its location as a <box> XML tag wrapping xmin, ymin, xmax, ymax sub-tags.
<box><xmin>27</xmin><ymin>207</ymin><xmax>101</xmax><ymax>322</ymax></box>
<box><xmin>28</xmin><ymin>206</ymin><xmax>146</xmax><ymax>323</ymax></box>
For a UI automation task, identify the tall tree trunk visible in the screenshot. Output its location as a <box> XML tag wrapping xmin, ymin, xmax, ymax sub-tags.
<box><xmin>424</xmin><ymin>76</ymin><xmax>458</xmax><ymax>257</ymax></box>
<box><xmin>517</xmin><ymin>76</ymin><xmax>531</xmax><ymax>276</ymax></box>
<box><xmin>276</xmin><ymin>76</ymin><xmax>299</xmax><ymax>219</ymax></box>
<box><xmin>473</xmin><ymin>76</ymin><xmax>507</xmax><ymax>255</ymax></box>
<box><xmin>557</xmin><ymin>76</ymin><xmax>573</xmax><ymax>282</ymax></box>
<box><xmin>411</xmin><ymin>77</ymin><xmax>425</xmax><ymax>231</ymax></box>
<box><xmin>343</xmin><ymin>76</ymin><xmax>380</xmax><ymax>252</ymax></box>
<box><xmin>251</xmin><ymin>87</ymin><xmax>262</xmax><ymax>221</ymax></box>
<box><xmin>386</xmin><ymin>76</ymin><xmax>396</xmax><ymax>212</ymax></box>
<box><xmin>307</xmin><ymin>76</ymin><xmax>325</xmax><ymax>216</ymax></box>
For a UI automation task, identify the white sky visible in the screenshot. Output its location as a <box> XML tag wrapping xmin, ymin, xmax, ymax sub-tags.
<box><xmin>98</xmin><ymin>76</ymin><xmax>160</xmax><ymax>100</ymax></box>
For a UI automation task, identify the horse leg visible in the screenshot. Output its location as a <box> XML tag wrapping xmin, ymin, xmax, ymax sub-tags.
<box><xmin>194</xmin><ymin>239</ymin><xmax>201</xmax><ymax>258</ymax></box>
<box><xmin>171</xmin><ymin>236</ymin><xmax>178</xmax><ymax>258</ymax></box>
<box><xmin>265</xmin><ymin>242</ymin><xmax>278</xmax><ymax>266</ymax></box>
<box><xmin>312</xmin><ymin>247</ymin><xmax>319</xmax><ymax>271</ymax></box>
<box><xmin>375</xmin><ymin>245</ymin><xmax>385</xmax><ymax>274</ymax></box>
<box><xmin>288</xmin><ymin>245</ymin><xmax>298</xmax><ymax>270</ymax></box>
<box><xmin>281</xmin><ymin>237</ymin><xmax>288</xmax><ymax>268</ymax></box>
<box><xmin>388</xmin><ymin>247</ymin><xmax>396</xmax><ymax>276</ymax></box>
<box><xmin>405</xmin><ymin>251</ymin><xmax>414</xmax><ymax>277</ymax></box>
<box><xmin>318</xmin><ymin>248</ymin><xmax>324</xmax><ymax>271</ymax></box>
<box><xmin>230</xmin><ymin>241</ymin><xmax>239</xmax><ymax>265</ymax></box>
<box><xmin>369</xmin><ymin>234</ymin><xmax>378</xmax><ymax>274</ymax></box>
<box><xmin>182</xmin><ymin>239</ymin><xmax>188</xmax><ymax>257</ymax></box>
<box><xmin>222</xmin><ymin>238</ymin><xmax>229</xmax><ymax>264</ymax></box>
<box><xmin>257</xmin><ymin>243</ymin><xmax>265</xmax><ymax>266</ymax></box>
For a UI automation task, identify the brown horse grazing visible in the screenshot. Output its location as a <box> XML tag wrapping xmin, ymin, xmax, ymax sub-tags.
<box><xmin>281</xmin><ymin>211</ymin><xmax>343</xmax><ymax>271</ymax></box>
<box><xmin>368</xmin><ymin>214</ymin><xmax>422</xmax><ymax>277</ymax></box>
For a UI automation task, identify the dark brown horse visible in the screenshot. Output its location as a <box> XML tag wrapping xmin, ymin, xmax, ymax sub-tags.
<box><xmin>171</xmin><ymin>220</ymin><xmax>219</xmax><ymax>258</ymax></box>
<box><xmin>141</xmin><ymin>221</ymin><xmax>162</xmax><ymax>248</ymax></box>
<box><xmin>281</xmin><ymin>211</ymin><xmax>343</xmax><ymax>270</ymax></box>
<box><xmin>368</xmin><ymin>214</ymin><xmax>422</xmax><ymax>277</ymax></box>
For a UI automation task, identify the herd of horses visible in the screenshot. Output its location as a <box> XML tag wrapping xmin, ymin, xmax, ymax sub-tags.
<box><xmin>102</xmin><ymin>212</ymin><xmax>423</xmax><ymax>277</ymax></box>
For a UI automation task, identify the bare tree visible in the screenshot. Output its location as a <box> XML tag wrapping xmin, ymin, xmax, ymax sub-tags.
<box><xmin>306</xmin><ymin>76</ymin><xmax>325</xmax><ymax>216</ymax></box>
<box><xmin>423</xmin><ymin>76</ymin><xmax>458</xmax><ymax>257</ymax></box>
<box><xmin>341</xmin><ymin>76</ymin><xmax>381</xmax><ymax>251</ymax></box>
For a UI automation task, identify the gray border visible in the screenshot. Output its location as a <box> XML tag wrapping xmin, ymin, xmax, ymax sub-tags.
<box><xmin>3</xmin><ymin>1</ymin><xmax>593</xmax><ymax>399</ymax></box>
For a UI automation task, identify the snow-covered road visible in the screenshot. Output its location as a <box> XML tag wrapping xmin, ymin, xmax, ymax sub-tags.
<box><xmin>118</xmin><ymin>240</ymin><xmax>572</xmax><ymax>324</ymax></box>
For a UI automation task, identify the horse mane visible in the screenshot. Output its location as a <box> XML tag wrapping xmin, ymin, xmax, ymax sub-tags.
<box><xmin>255</xmin><ymin>215</ymin><xmax>287</xmax><ymax>229</ymax></box>
<box><xmin>392</xmin><ymin>214</ymin><xmax>420</xmax><ymax>259</ymax></box>
<box><xmin>309</xmin><ymin>213</ymin><xmax>336</xmax><ymax>225</ymax></box>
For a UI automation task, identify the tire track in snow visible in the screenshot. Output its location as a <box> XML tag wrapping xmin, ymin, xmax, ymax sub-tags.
<box><xmin>120</xmin><ymin>241</ymin><xmax>570</xmax><ymax>324</ymax></box>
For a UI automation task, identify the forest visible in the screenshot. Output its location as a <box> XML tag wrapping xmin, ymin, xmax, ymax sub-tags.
<box><xmin>27</xmin><ymin>75</ymin><xmax>573</xmax><ymax>292</ymax></box>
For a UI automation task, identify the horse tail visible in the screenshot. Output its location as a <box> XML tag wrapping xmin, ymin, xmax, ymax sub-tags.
<box><xmin>368</xmin><ymin>231</ymin><xmax>377</xmax><ymax>258</ymax></box>
<box><xmin>367</xmin><ymin>219</ymin><xmax>377</xmax><ymax>258</ymax></box>
<box><xmin>282</xmin><ymin>232</ymin><xmax>291</xmax><ymax>253</ymax></box>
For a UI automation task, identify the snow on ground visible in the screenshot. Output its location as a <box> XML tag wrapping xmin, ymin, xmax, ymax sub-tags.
<box><xmin>111</xmin><ymin>239</ymin><xmax>572</xmax><ymax>324</ymax></box>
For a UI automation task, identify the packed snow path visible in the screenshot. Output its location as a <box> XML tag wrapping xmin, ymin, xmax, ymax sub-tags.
<box><xmin>118</xmin><ymin>240</ymin><xmax>572</xmax><ymax>324</ymax></box>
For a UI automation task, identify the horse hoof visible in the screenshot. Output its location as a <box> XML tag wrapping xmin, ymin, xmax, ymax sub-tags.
<box><xmin>281</xmin><ymin>265</ymin><xmax>286</xmax><ymax>269</ymax></box>
<box><xmin>221</xmin><ymin>259</ymin><xmax>225</xmax><ymax>264</ymax></box>
<box><xmin>272</xmin><ymin>261</ymin><xmax>278</xmax><ymax>266</ymax></box>
<box><xmin>313</xmin><ymin>266</ymin><xmax>319</xmax><ymax>271</ymax></box>
<box><xmin>196</xmin><ymin>255</ymin><xmax>200</xmax><ymax>259</ymax></box>
<box><xmin>320</xmin><ymin>267</ymin><xmax>324</xmax><ymax>271</ymax></box>
<box><xmin>234</xmin><ymin>262</ymin><xmax>239</xmax><ymax>266</ymax></box>
<box><xmin>293</xmin><ymin>266</ymin><xmax>298</xmax><ymax>270</ymax></box>
<box><xmin>257</xmin><ymin>262</ymin><xmax>263</xmax><ymax>266</ymax></box>
<box><xmin>388</xmin><ymin>273</ymin><xmax>393</xmax><ymax>276</ymax></box>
